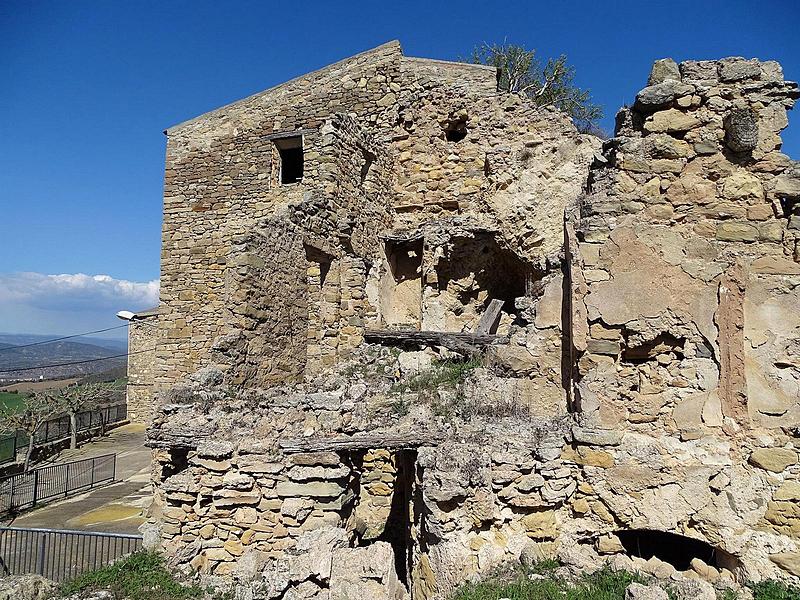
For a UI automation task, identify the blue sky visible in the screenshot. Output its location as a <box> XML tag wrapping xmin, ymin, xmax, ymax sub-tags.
<box><xmin>1</xmin><ymin>0</ymin><xmax>798</xmax><ymax>335</ymax></box>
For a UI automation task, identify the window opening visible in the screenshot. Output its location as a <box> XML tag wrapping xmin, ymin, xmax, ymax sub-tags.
<box><xmin>275</xmin><ymin>136</ymin><xmax>304</xmax><ymax>184</ymax></box>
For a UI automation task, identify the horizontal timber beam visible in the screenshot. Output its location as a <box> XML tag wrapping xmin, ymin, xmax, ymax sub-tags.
<box><xmin>364</xmin><ymin>329</ymin><xmax>507</xmax><ymax>355</ymax></box>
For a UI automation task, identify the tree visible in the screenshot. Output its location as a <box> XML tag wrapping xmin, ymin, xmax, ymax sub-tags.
<box><xmin>470</xmin><ymin>42</ymin><xmax>604</xmax><ymax>134</ymax></box>
<box><xmin>0</xmin><ymin>390</ymin><xmax>64</xmax><ymax>471</ymax></box>
<box><xmin>58</xmin><ymin>383</ymin><xmax>112</xmax><ymax>450</ymax></box>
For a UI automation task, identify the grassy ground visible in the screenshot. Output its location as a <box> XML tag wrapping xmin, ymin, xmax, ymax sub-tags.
<box><xmin>60</xmin><ymin>551</ymin><xmax>211</xmax><ymax>600</ymax></box>
<box><xmin>452</xmin><ymin>564</ymin><xmax>647</xmax><ymax>600</ymax></box>
<box><xmin>450</xmin><ymin>562</ymin><xmax>800</xmax><ymax>600</ymax></box>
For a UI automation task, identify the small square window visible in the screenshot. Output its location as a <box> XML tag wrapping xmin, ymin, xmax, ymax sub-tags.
<box><xmin>274</xmin><ymin>136</ymin><xmax>304</xmax><ymax>184</ymax></box>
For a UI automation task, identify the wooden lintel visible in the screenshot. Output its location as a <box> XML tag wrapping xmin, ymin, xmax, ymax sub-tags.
<box><xmin>364</xmin><ymin>329</ymin><xmax>507</xmax><ymax>354</ymax></box>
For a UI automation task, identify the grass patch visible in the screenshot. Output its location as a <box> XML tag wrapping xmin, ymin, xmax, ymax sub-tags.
<box><xmin>60</xmin><ymin>551</ymin><xmax>205</xmax><ymax>600</ymax></box>
<box><xmin>452</xmin><ymin>564</ymin><xmax>648</xmax><ymax>600</ymax></box>
<box><xmin>0</xmin><ymin>391</ymin><xmax>26</xmax><ymax>413</ymax></box>
<box><xmin>750</xmin><ymin>580</ymin><xmax>800</xmax><ymax>600</ymax></box>
<box><xmin>392</xmin><ymin>358</ymin><xmax>483</xmax><ymax>394</ymax></box>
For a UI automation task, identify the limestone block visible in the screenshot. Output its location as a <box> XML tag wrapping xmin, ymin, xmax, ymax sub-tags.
<box><xmin>0</xmin><ymin>575</ymin><xmax>57</xmax><ymax>600</ymax></box>
<box><xmin>197</xmin><ymin>440</ymin><xmax>235</xmax><ymax>459</ymax></box>
<box><xmin>289</xmin><ymin>452</ymin><xmax>341</xmax><ymax>466</ymax></box>
<box><xmin>636</xmin><ymin>81</ymin><xmax>694</xmax><ymax>108</ymax></box>
<box><xmin>597</xmin><ymin>533</ymin><xmax>625</xmax><ymax>554</ymax></box>
<box><xmin>719</xmin><ymin>58</ymin><xmax>761</xmax><ymax>82</ymax></box>
<box><xmin>397</xmin><ymin>351</ymin><xmax>432</xmax><ymax>376</ymax></box>
<box><xmin>772</xmin><ymin>170</ymin><xmax>800</xmax><ymax>198</ymax></box>
<box><xmin>222</xmin><ymin>472</ymin><xmax>255</xmax><ymax>490</ymax></box>
<box><xmin>648</xmin><ymin>58</ymin><xmax>681</xmax><ymax>85</ymax></box>
<box><xmin>236</xmin><ymin>456</ymin><xmax>284</xmax><ymax>474</ymax></box>
<box><xmin>647</xmin><ymin>134</ymin><xmax>694</xmax><ymax>159</ymax></box>
<box><xmin>212</xmin><ymin>488</ymin><xmax>262</xmax><ymax>507</ymax></box>
<box><xmin>572</xmin><ymin>426</ymin><xmax>622</xmax><ymax>446</ymax></box>
<box><xmin>749</xmin><ymin>447</ymin><xmax>798</xmax><ymax>472</ymax></box>
<box><xmin>644</xmin><ymin>109</ymin><xmax>701</xmax><ymax>133</ymax></box>
<box><xmin>275</xmin><ymin>481</ymin><xmax>346</xmax><ymax>498</ymax></box>
<box><xmin>715</xmin><ymin>222</ymin><xmax>758</xmax><ymax>242</ymax></box>
<box><xmin>288</xmin><ymin>465</ymin><xmax>350</xmax><ymax>481</ymax></box>
<box><xmin>770</xmin><ymin>552</ymin><xmax>800</xmax><ymax>577</ymax></box>
<box><xmin>679</xmin><ymin>60</ymin><xmax>718</xmax><ymax>82</ymax></box>
<box><xmin>520</xmin><ymin>510</ymin><xmax>558</xmax><ymax>540</ymax></box>
<box><xmin>722</xmin><ymin>171</ymin><xmax>764</xmax><ymax>200</ymax></box>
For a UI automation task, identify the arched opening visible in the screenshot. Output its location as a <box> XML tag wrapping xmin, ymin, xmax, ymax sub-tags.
<box><xmin>616</xmin><ymin>529</ymin><xmax>740</xmax><ymax>572</ymax></box>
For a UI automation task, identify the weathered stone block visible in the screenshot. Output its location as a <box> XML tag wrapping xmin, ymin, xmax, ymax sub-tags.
<box><xmin>749</xmin><ymin>447</ymin><xmax>798</xmax><ymax>472</ymax></box>
<box><xmin>275</xmin><ymin>481</ymin><xmax>345</xmax><ymax>498</ymax></box>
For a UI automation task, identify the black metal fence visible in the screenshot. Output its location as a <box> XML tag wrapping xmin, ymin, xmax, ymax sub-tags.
<box><xmin>0</xmin><ymin>526</ymin><xmax>142</xmax><ymax>582</ymax></box>
<box><xmin>0</xmin><ymin>404</ymin><xmax>128</xmax><ymax>466</ymax></box>
<box><xmin>0</xmin><ymin>453</ymin><xmax>116</xmax><ymax>515</ymax></box>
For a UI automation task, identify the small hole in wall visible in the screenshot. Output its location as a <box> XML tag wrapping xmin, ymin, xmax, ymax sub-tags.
<box><xmin>444</xmin><ymin>117</ymin><xmax>468</xmax><ymax>143</ymax></box>
<box><xmin>780</xmin><ymin>196</ymin><xmax>799</xmax><ymax>219</ymax></box>
<box><xmin>622</xmin><ymin>332</ymin><xmax>685</xmax><ymax>363</ymax></box>
<box><xmin>304</xmin><ymin>244</ymin><xmax>334</xmax><ymax>288</ymax></box>
<box><xmin>360</xmin><ymin>148</ymin><xmax>376</xmax><ymax>184</ymax></box>
<box><xmin>161</xmin><ymin>447</ymin><xmax>189</xmax><ymax>481</ymax></box>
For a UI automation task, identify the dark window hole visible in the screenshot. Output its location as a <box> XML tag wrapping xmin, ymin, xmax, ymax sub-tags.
<box><xmin>622</xmin><ymin>332</ymin><xmax>685</xmax><ymax>363</ymax></box>
<box><xmin>275</xmin><ymin>136</ymin><xmax>304</xmax><ymax>184</ymax></box>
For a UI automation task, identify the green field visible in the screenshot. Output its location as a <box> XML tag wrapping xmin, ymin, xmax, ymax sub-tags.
<box><xmin>0</xmin><ymin>391</ymin><xmax>27</xmax><ymax>412</ymax></box>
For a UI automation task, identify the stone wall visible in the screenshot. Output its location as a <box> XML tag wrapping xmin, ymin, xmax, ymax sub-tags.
<box><xmin>156</xmin><ymin>41</ymin><xmax>406</xmax><ymax>388</ymax></box>
<box><xmin>126</xmin><ymin>312</ymin><xmax>158</xmax><ymax>423</ymax></box>
<box><xmin>146</xmin><ymin>48</ymin><xmax>800</xmax><ymax>600</ymax></box>
<box><xmin>566</xmin><ymin>55</ymin><xmax>800</xmax><ymax>583</ymax></box>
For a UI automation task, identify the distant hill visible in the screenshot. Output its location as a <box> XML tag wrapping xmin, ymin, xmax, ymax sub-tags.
<box><xmin>0</xmin><ymin>334</ymin><xmax>127</xmax><ymax>382</ymax></box>
<box><xmin>0</xmin><ymin>333</ymin><xmax>127</xmax><ymax>353</ymax></box>
<box><xmin>78</xmin><ymin>365</ymin><xmax>128</xmax><ymax>384</ymax></box>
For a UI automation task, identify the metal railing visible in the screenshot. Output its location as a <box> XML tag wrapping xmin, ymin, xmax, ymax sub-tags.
<box><xmin>0</xmin><ymin>454</ymin><xmax>116</xmax><ymax>515</ymax></box>
<box><xmin>0</xmin><ymin>526</ymin><xmax>142</xmax><ymax>582</ymax></box>
<box><xmin>0</xmin><ymin>403</ymin><xmax>128</xmax><ymax>466</ymax></box>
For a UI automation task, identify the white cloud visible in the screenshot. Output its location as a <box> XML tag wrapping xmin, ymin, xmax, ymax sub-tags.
<box><xmin>0</xmin><ymin>272</ymin><xmax>159</xmax><ymax>334</ymax></box>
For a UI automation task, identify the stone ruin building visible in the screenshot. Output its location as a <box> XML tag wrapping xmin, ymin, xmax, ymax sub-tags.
<box><xmin>143</xmin><ymin>41</ymin><xmax>800</xmax><ymax>599</ymax></box>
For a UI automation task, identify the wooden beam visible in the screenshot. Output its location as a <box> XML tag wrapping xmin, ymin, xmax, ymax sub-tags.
<box><xmin>364</xmin><ymin>329</ymin><xmax>507</xmax><ymax>355</ymax></box>
<box><xmin>279</xmin><ymin>432</ymin><xmax>442</xmax><ymax>453</ymax></box>
<box><xmin>475</xmin><ymin>299</ymin><xmax>505</xmax><ymax>335</ymax></box>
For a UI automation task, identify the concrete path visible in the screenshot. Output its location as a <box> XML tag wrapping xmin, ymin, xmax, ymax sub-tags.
<box><xmin>3</xmin><ymin>423</ymin><xmax>152</xmax><ymax>534</ymax></box>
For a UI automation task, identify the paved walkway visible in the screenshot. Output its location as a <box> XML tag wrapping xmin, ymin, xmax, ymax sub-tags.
<box><xmin>3</xmin><ymin>423</ymin><xmax>152</xmax><ymax>534</ymax></box>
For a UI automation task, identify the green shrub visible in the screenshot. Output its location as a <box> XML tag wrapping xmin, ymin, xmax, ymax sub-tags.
<box><xmin>60</xmin><ymin>551</ymin><xmax>205</xmax><ymax>600</ymax></box>
<box><xmin>750</xmin><ymin>580</ymin><xmax>800</xmax><ymax>600</ymax></box>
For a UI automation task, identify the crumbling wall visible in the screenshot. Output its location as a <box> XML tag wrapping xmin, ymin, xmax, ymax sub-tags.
<box><xmin>568</xmin><ymin>56</ymin><xmax>800</xmax><ymax>583</ymax></box>
<box><xmin>211</xmin><ymin>114</ymin><xmax>394</xmax><ymax>385</ymax></box>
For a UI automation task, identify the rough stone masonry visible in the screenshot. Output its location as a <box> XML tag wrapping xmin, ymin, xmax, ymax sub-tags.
<box><xmin>143</xmin><ymin>41</ymin><xmax>800</xmax><ymax>599</ymax></box>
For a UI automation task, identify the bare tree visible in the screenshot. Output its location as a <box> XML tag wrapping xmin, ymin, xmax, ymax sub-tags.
<box><xmin>0</xmin><ymin>390</ymin><xmax>65</xmax><ymax>471</ymax></box>
<box><xmin>59</xmin><ymin>383</ymin><xmax>112</xmax><ymax>450</ymax></box>
<box><xmin>470</xmin><ymin>42</ymin><xmax>604</xmax><ymax>134</ymax></box>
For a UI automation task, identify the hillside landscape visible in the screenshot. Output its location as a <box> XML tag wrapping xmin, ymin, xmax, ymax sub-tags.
<box><xmin>0</xmin><ymin>333</ymin><xmax>127</xmax><ymax>382</ymax></box>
